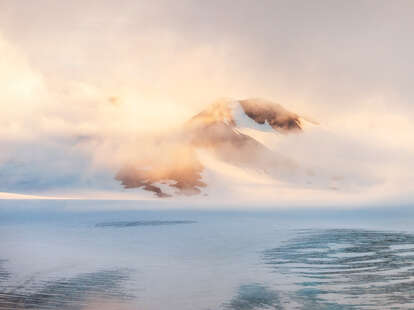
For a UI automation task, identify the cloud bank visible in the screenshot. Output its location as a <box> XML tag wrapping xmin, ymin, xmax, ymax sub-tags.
<box><xmin>0</xmin><ymin>0</ymin><xmax>413</xmax><ymax>207</ymax></box>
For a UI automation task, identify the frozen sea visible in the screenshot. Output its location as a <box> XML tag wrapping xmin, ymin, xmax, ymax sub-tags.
<box><xmin>1</xmin><ymin>200</ymin><xmax>414</xmax><ymax>309</ymax></box>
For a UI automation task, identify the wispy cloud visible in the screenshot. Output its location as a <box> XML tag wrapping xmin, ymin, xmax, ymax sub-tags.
<box><xmin>0</xmin><ymin>1</ymin><xmax>413</xmax><ymax>206</ymax></box>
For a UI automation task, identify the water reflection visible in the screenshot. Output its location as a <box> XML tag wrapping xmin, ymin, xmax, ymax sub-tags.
<box><xmin>2</xmin><ymin>208</ymin><xmax>414</xmax><ymax>310</ymax></box>
<box><xmin>223</xmin><ymin>283</ymin><xmax>282</xmax><ymax>310</ymax></box>
<box><xmin>95</xmin><ymin>220</ymin><xmax>197</xmax><ymax>228</ymax></box>
<box><xmin>0</xmin><ymin>268</ymin><xmax>135</xmax><ymax>310</ymax></box>
<box><xmin>264</xmin><ymin>229</ymin><xmax>414</xmax><ymax>309</ymax></box>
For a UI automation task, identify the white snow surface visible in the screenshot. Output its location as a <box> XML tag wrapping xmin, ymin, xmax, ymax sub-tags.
<box><xmin>229</xmin><ymin>101</ymin><xmax>280</xmax><ymax>149</ymax></box>
<box><xmin>230</xmin><ymin>101</ymin><xmax>274</xmax><ymax>132</ymax></box>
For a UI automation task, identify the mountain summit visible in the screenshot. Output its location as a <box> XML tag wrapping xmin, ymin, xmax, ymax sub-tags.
<box><xmin>116</xmin><ymin>98</ymin><xmax>310</xmax><ymax>197</ymax></box>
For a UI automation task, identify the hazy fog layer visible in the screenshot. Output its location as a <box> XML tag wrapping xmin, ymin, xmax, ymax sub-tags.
<box><xmin>0</xmin><ymin>0</ymin><xmax>413</xmax><ymax>206</ymax></box>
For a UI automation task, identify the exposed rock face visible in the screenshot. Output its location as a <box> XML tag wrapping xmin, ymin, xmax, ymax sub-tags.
<box><xmin>116</xmin><ymin>146</ymin><xmax>205</xmax><ymax>197</ymax></box>
<box><xmin>186</xmin><ymin>98</ymin><xmax>302</xmax><ymax>133</ymax></box>
<box><xmin>239</xmin><ymin>99</ymin><xmax>302</xmax><ymax>132</ymax></box>
<box><xmin>115</xmin><ymin>98</ymin><xmax>304</xmax><ymax>197</ymax></box>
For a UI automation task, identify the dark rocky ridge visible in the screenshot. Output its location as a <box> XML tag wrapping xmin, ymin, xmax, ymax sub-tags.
<box><xmin>116</xmin><ymin>145</ymin><xmax>205</xmax><ymax>198</ymax></box>
<box><xmin>240</xmin><ymin>99</ymin><xmax>302</xmax><ymax>132</ymax></box>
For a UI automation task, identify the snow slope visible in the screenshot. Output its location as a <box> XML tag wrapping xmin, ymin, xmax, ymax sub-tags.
<box><xmin>116</xmin><ymin>98</ymin><xmax>320</xmax><ymax>197</ymax></box>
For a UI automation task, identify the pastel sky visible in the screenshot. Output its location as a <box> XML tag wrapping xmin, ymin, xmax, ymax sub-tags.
<box><xmin>1</xmin><ymin>0</ymin><xmax>413</xmax><ymax>207</ymax></box>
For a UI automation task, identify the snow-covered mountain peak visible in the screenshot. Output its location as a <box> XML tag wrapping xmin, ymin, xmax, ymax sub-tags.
<box><xmin>187</xmin><ymin>98</ymin><xmax>303</xmax><ymax>134</ymax></box>
<box><xmin>116</xmin><ymin>98</ymin><xmax>313</xmax><ymax>198</ymax></box>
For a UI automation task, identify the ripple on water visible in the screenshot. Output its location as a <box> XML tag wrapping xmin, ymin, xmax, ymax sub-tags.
<box><xmin>0</xmin><ymin>259</ymin><xmax>10</xmax><ymax>290</ymax></box>
<box><xmin>0</xmin><ymin>268</ymin><xmax>135</xmax><ymax>310</ymax></box>
<box><xmin>223</xmin><ymin>283</ymin><xmax>282</xmax><ymax>310</ymax></box>
<box><xmin>263</xmin><ymin>229</ymin><xmax>414</xmax><ymax>309</ymax></box>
